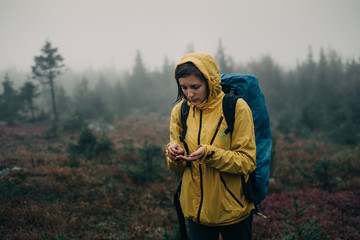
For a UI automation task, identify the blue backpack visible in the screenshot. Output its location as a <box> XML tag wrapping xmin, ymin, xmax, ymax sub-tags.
<box><xmin>220</xmin><ymin>73</ymin><xmax>272</xmax><ymax>206</ymax></box>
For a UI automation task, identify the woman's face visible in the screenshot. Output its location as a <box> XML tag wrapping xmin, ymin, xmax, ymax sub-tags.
<box><xmin>178</xmin><ymin>75</ymin><xmax>208</xmax><ymax>106</ymax></box>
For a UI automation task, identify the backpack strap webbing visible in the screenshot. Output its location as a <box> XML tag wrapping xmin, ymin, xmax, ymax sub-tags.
<box><xmin>180</xmin><ymin>100</ymin><xmax>190</xmax><ymax>155</ymax></box>
<box><xmin>222</xmin><ymin>94</ymin><xmax>238</xmax><ymax>135</ymax></box>
<box><xmin>174</xmin><ymin>100</ymin><xmax>191</xmax><ymax>240</ymax></box>
<box><xmin>173</xmin><ymin>180</ymin><xmax>188</xmax><ymax>240</ymax></box>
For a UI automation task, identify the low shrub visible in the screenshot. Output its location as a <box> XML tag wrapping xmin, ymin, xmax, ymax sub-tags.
<box><xmin>67</xmin><ymin>126</ymin><xmax>114</xmax><ymax>161</ymax></box>
<box><xmin>122</xmin><ymin>141</ymin><xmax>166</xmax><ymax>183</ymax></box>
<box><xmin>61</xmin><ymin>114</ymin><xmax>86</xmax><ymax>134</ymax></box>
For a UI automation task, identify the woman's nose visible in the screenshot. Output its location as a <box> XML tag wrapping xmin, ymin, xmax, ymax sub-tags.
<box><xmin>187</xmin><ymin>90</ymin><xmax>194</xmax><ymax>98</ymax></box>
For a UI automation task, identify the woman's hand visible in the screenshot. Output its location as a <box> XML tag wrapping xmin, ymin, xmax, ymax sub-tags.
<box><xmin>167</xmin><ymin>143</ymin><xmax>184</xmax><ymax>161</ymax></box>
<box><xmin>176</xmin><ymin>146</ymin><xmax>205</xmax><ymax>162</ymax></box>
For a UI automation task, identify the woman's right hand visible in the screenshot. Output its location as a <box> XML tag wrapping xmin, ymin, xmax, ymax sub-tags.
<box><xmin>167</xmin><ymin>143</ymin><xmax>184</xmax><ymax>161</ymax></box>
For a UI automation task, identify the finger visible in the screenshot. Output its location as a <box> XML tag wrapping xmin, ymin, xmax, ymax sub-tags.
<box><xmin>188</xmin><ymin>152</ymin><xmax>200</xmax><ymax>158</ymax></box>
<box><xmin>168</xmin><ymin>147</ymin><xmax>177</xmax><ymax>155</ymax></box>
<box><xmin>190</xmin><ymin>148</ymin><xmax>204</xmax><ymax>158</ymax></box>
<box><xmin>169</xmin><ymin>153</ymin><xmax>178</xmax><ymax>161</ymax></box>
<box><xmin>167</xmin><ymin>150</ymin><xmax>176</xmax><ymax>159</ymax></box>
<box><xmin>184</xmin><ymin>156</ymin><xmax>198</xmax><ymax>161</ymax></box>
<box><xmin>177</xmin><ymin>155</ymin><xmax>197</xmax><ymax>162</ymax></box>
<box><xmin>173</xmin><ymin>143</ymin><xmax>181</xmax><ymax>150</ymax></box>
<box><xmin>174</xmin><ymin>146</ymin><xmax>184</xmax><ymax>155</ymax></box>
<box><xmin>170</xmin><ymin>145</ymin><xmax>180</xmax><ymax>153</ymax></box>
<box><xmin>169</xmin><ymin>152</ymin><xmax>177</xmax><ymax>159</ymax></box>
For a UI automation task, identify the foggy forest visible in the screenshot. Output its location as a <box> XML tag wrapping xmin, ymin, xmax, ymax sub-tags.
<box><xmin>0</xmin><ymin>40</ymin><xmax>359</xmax><ymax>239</ymax></box>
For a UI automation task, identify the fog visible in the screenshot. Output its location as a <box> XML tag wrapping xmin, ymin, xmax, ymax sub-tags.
<box><xmin>0</xmin><ymin>0</ymin><xmax>359</xmax><ymax>73</ymax></box>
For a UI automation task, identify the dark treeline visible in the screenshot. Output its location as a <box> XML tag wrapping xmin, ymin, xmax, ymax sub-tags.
<box><xmin>0</xmin><ymin>41</ymin><xmax>359</xmax><ymax>145</ymax></box>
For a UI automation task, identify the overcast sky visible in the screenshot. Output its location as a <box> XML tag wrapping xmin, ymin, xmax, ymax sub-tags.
<box><xmin>0</xmin><ymin>0</ymin><xmax>359</xmax><ymax>73</ymax></box>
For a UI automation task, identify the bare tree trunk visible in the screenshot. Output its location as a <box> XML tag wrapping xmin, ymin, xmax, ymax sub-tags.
<box><xmin>49</xmin><ymin>76</ymin><xmax>58</xmax><ymax>121</ymax></box>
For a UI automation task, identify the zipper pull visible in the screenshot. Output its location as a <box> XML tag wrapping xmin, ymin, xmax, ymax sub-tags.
<box><xmin>255</xmin><ymin>211</ymin><xmax>268</xmax><ymax>219</ymax></box>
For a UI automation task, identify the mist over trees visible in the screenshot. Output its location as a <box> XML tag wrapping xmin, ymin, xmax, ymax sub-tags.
<box><xmin>0</xmin><ymin>41</ymin><xmax>359</xmax><ymax>145</ymax></box>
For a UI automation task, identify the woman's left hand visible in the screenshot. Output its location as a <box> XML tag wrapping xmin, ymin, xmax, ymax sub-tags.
<box><xmin>176</xmin><ymin>146</ymin><xmax>205</xmax><ymax>161</ymax></box>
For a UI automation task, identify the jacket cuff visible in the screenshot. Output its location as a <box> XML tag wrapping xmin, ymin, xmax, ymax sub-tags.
<box><xmin>200</xmin><ymin>144</ymin><xmax>213</xmax><ymax>163</ymax></box>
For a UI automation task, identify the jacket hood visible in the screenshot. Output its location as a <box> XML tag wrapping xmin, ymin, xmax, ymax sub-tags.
<box><xmin>175</xmin><ymin>53</ymin><xmax>224</xmax><ymax>110</ymax></box>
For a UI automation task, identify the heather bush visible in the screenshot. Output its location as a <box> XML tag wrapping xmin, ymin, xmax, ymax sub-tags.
<box><xmin>253</xmin><ymin>189</ymin><xmax>360</xmax><ymax>240</ymax></box>
<box><xmin>298</xmin><ymin>157</ymin><xmax>338</xmax><ymax>192</ymax></box>
<box><xmin>0</xmin><ymin>177</ymin><xmax>21</xmax><ymax>201</ymax></box>
<box><xmin>47</xmin><ymin>144</ymin><xmax>61</xmax><ymax>153</ymax></box>
<box><xmin>68</xmin><ymin>153</ymin><xmax>80</xmax><ymax>168</ymax></box>
<box><xmin>44</xmin><ymin>122</ymin><xmax>60</xmax><ymax>139</ymax></box>
<box><xmin>0</xmin><ymin>202</ymin><xmax>67</xmax><ymax>240</ymax></box>
<box><xmin>0</xmin><ymin>169</ymin><xmax>29</xmax><ymax>202</ymax></box>
<box><xmin>272</xmin><ymin>135</ymin><xmax>360</xmax><ymax>192</ymax></box>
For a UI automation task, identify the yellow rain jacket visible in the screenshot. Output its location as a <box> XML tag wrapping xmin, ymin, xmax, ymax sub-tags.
<box><xmin>166</xmin><ymin>53</ymin><xmax>256</xmax><ymax>226</ymax></box>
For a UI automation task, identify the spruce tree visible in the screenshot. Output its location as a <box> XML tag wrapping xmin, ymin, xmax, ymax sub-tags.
<box><xmin>0</xmin><ymin>73</ymin><xmax>22</xmax><ymax>124</ymax></box>
<box><xmin>31</xmin><ymin>41</ymin><xmax>65</xmax><ymax>121</ymax></box>
<box><xmin>20</xmin><ymin>79</ymin><xmax>38</xmax><ymax>121</ymax></box>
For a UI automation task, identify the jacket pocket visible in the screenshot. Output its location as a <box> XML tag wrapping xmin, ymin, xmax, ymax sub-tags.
<box><xmin>220</xmin><ymin>175</ymin><xmax>244</xmax><ymax>208</ymax></box>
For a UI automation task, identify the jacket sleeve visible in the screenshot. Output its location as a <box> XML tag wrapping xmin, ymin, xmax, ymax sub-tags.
<box><xmin>166</xmin><ymin>103</ymin><xmax>187</xmax><ymax>174</ymax></box>
<box><xmin>203</xmin><ymin>99</ymin><xmax>256</xmax><ymax>175</ymax></box>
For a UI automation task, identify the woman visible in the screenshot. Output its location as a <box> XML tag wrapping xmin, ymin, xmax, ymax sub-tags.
<box><xmin>166</xmin><ymin>53</ymin><xmax>257</xmax><ymax>239</ymax></box>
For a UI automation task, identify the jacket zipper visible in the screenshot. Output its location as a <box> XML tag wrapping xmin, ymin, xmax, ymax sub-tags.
<box><xmin>220</xmin><ymin>175</ymin><xmax>244</xmax><ymax>208</ymax></box>
<box><xmin>197</xmin><ymin>164</ymin><xmax>204</xmax><ymax>222</ymax></box>
<box><xmin>197</xmin><ymin>110</ymin><xmax>204</xmax><ymax>222</ymax></box>
<box><xmin>210</xmin><ymin>116</ymin><xmax>223</xmax><ymax>145</ymax></box>
<box><xmin>197</xmin><ymin>110</ymin><xmax>202</xmax><ymax>145</ymax></box>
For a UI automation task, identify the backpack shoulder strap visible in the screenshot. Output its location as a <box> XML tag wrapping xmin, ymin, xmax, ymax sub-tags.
<box><xmin>180</xmin><ymin>100</ymin><xmax>190</xmax><ymax>138</ymax></box>
<box><xmin>173</xmin><ymin>179</ymin><xmax>188</xmax><ymax>240</ymax></box>
<box><xmin>180</xmin><ymin>100</ymin><xmax>190</xmax><ymax>155</ymax></box>
<box><xmin>222</xmin><ymin>94</ymin><xmax>238</xmax><ymax>135</ymax></box>
<box><xmin>174</xmin><ymin>100</ymin><xmax>190</xmax><ymax>240</ymax></box>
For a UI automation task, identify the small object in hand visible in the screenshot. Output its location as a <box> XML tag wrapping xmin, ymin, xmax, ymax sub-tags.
<box><xmin>185</xmin><ymin>155</ymin><xmax>190</xmax><ymax>157</ymax></box>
